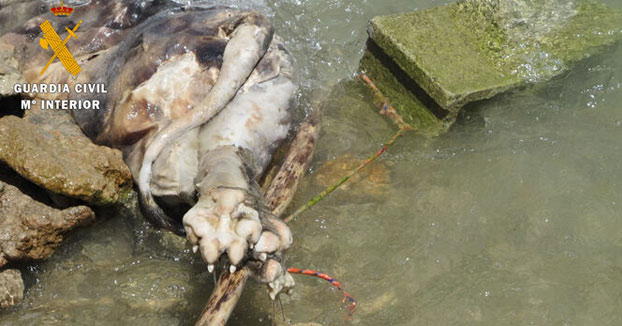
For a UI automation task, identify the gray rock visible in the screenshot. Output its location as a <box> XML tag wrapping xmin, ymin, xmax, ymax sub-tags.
<box><xmin>0</xmin><ymin>42</ymin><xmax>24</xmax><ymax>97</ymax></box>
<box><xmin>0</xmin><ymin>269</ymin><xmax>23</xmax><ymax>309</ymax></box>
<box><xmin>0</xmin><ymin>180</ymin><xmax>95</xmax><ymax>267</ymax></box>
<box><xmin>0</xmin><ymin>1</ymin><xmax>46</xmax><ymax>36</ymax></box>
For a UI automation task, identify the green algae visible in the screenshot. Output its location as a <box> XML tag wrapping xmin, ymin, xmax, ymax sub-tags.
<box><xmin>360</xmin><ymin>50</ymin><xmax>449</xmax><ymax>136</ymax></box>
<box><xmin>452</xmin><ymin>0</ymin><xmax>622</xmax><ymax>82</ymax></box>
<box><xmin>364</xmin><ymin>0</ymin><xmax>622</xmax><ymax>132</ymax></box>
<box><xmin>368</xmin><ymin>3</ymin><xmax>523</xmax><ymax>112</ymax></box>
<box><xmin>542</xmin><ymin>2</ymin><xmax>622</xmax><ymax>65</ymax></box>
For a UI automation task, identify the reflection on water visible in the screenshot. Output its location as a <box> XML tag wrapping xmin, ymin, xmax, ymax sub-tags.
<box><xmin>3</xmin><ymin>0</ymin><xmax>622</xmax><ymax>325</ymax></box>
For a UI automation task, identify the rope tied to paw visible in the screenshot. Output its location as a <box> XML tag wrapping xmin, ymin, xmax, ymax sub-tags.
<box><xmin>197</xmin><ymin>73</ymin><xmax>408</xmax><ymax>325</ymax></box>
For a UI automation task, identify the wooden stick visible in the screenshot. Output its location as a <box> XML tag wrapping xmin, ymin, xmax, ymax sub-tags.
<box><xmin>265</xmin><ymin>109</ymin><xmax>320</xmax><ymax>218</ymax></box>
<box><xmin>194</xmin><ymin>268</ymin><xmax>249</xmax><ymax>326</ymax></box>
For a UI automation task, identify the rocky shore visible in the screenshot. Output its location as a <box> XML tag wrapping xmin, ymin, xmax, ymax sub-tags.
<box><xmin>0</xmin><ymin>96</ymin><xmax>133</xmax><ymax>308</ymax></box>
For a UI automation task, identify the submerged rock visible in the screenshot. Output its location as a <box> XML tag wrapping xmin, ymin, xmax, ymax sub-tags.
<box><xmin>115</xmin><ymin>260</ymin><xmax>195</xmax><ymax>310</ymax></box>
<box><xmin>0</xmin><ymin>114</ymin><xmax>132</xmax><ymax>205</ymax></box>
<box><xmin>0</xmin><ymin>180</ymin><xmax>95</xmax><ymax>267</ymax></box>
<box><xmin>313</xmin><ymin>153</ymin><xmax>391</xmax><ymax>198</ymax></box>
<box><xmin>0</xmin><ymin>269</ymin><xmax>23</xmax><ymax>309</ymax></box>
<box><xmin>362</xmin><ymin>0</ymin><xmax>622</xmax><ymax>134</ymax></box>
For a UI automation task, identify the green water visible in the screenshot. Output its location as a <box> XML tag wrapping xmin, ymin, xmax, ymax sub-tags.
<box><xmin>3</xmin><ymin>0</ymin><xmax>622</xmax><ymax>325</ymax></box>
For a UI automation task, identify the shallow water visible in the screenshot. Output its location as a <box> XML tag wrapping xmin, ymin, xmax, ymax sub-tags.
<box><xmin>3</xmin><ymin>0</ymin><xmax>622</xmax><ymax>325</ymax></box>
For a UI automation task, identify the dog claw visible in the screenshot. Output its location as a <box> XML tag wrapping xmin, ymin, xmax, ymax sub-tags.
<box><xmin>208</xmin><ymin>264</ymin><xmax>215</xmax><ymax>273</ymax></box>
<box><xmin>192</xmin><ymin>245</ymin><xmax>199</xmax><ymax>253</ymax></box>
<box><xmin>229</xmin><ymin>265</ymin><xmax>237</xmax><ymax>273</ymax></box>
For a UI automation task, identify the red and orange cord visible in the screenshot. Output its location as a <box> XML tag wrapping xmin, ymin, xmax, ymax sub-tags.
<box><xmin>287</xmin><ymin>268</ymin><xmax>357</xmax><ymax>316</ymax></box>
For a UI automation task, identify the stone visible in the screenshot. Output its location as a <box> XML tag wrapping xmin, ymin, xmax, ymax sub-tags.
<box><xmin>0</xmin><ymin>42</ymin><xmax>23</xmax><ymax>97</ymax></box>
<box><xmin>114</xmin><ymin>260</ymin><xmax>194</xmax><ymax>310</ymax></box>
<box><xmin>0</xmin><ymin>1</ymin><xmax>46</xmax><ymax>36</ymax></box>
<box><xmin>313</xmin><ymin>153</ymin><xmax>391</xmax><ymax>197</ymax></box>
<box><xmin>0</xmin><ymin>114</ymin><xmax>133</xmax><ymax>205</ymax></box>
<box><xmin>0</xmin><ymin>269</ymin><xmax>23</xmax><ymax>309</ymax></box>
<box><xmin>363</xmin><ymin>0</ymin><xmax>622</xmax><ymax>134</ymax></box>
<box><xmin>360</xmin><ymin>50</ymin><xmax>450</xmax><ymax>136</ymax></box>
<box><xmin>0</xmin><ymin>180</ymin><xmax>95</xmax><ymax>266</ymax></box>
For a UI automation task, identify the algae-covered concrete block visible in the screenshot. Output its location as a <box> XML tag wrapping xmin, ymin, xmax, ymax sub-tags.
<box><xmin>362</xmin><ymin>0</ymin><xmax>622</xmax><ymax>134</ymax></box>
<box><xmin>360</xmin><ymin>49</ymin><xmax>449</xmax><ymax>136</ymax></box>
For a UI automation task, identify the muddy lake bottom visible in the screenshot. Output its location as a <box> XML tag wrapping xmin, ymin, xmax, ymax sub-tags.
<box><xmin>2</xmin><ymin>0</ymin><xmax>622</xmax><ymax>325</ymax></box>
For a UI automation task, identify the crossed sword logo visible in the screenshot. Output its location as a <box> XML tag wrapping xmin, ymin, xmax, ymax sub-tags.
<box><xmin>39</xmin><ymin>19</ymin><xmax>83</xmax><ymax>77</ymax></box>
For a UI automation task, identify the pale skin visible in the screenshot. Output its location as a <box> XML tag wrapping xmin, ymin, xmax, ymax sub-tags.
<box><xmin>1</xmin><ymin>1</ymin><xmax>297</xmax><ymax>297</ymax></box>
